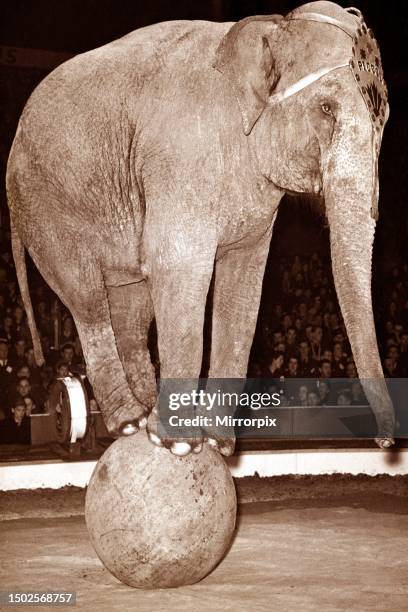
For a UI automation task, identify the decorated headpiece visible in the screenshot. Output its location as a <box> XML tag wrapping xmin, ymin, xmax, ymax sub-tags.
<box><xmin>270</xmin><ymin>6</ymin><xmax>389</xmax><ymax>136</ymax></box>
<box><xmin>349</xmin><ymin>22</ymin><xmax>388</xmax><ymax>134</ymax></box>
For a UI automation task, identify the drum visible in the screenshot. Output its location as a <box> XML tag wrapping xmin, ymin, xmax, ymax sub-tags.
<box><xmin>48</xmin><ymin>376</ymin><xmax>90</xmax><ymax>444</ymax></box>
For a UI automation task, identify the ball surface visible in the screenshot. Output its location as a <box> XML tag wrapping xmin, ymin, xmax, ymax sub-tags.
<box><xmin>85</xmin><ymin>432</ymin><xmax>237</xmax><ymax>589</ymax></box>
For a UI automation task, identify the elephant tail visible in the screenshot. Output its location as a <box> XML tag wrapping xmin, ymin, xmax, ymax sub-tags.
<box><xmin>10</xmin><ymin>221</ymin><xmax>45</xmax><ymax>367</ymax></box>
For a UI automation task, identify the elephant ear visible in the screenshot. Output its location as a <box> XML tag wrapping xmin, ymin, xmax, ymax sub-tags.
<box><xmin>214</xmin><ymin>16</ymin><xmax>282</xmax><ymax>135</ymax></box>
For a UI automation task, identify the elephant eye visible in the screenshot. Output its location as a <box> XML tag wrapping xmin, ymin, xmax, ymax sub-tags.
<box><xmin>321</xmin><ymin>102</ymin><xmax>333</xmax><ymax>117</ymax></box>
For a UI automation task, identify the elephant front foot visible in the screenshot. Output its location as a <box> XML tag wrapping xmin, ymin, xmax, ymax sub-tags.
<box><xmin>147</xmin><ymin>409</ymin><xmax>204</xmax><ymax>456</ymax></box>
<box><xmin>146</xmin><ymin>410</ymin><xmax>236</xmax><ymax>457</ymax></box>
<box><xmin>104</xmin><ymin>402</ymin><xmax>150</xmax><ymax>439</ymax></box>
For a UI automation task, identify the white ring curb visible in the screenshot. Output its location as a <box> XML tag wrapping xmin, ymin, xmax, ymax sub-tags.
<box><xmin>1</xmin><ymin>448</ymin><xmax>407</xmax><ymax>491</ymax></box>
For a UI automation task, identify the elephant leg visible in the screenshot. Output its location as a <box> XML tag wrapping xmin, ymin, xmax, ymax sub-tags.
<box><xmin>73</xmin><ymin>286</ymin><xmax>151</xmax><ymax>437</ymax></box>
<box><xmin>15</xmin><ymin>221</ymin><xmax>148</xmax><ymax>438</ymax></box>
<box><xmin>107</xmin><ymin>281</ymin><xmax>157</xmax><ymax>418</ymax></box>
<box><xmin>206</xmin><ymin>223</ymin><xmax>275</xmax><ymax>453</ymax></box>
<box><xmin>210</xmin><ymin>229</ymin><xmax>273</xmax><ymax>375</ymax></box>
<box><xmin>146</xmin><ymin>254</ymin><xmax>215</xmax><ymax>456</ymax></box>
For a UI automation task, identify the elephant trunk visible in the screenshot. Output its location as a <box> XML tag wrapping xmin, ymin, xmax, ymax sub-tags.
<box><xmin>324</xmin><ymin>127</ymin><xmax>394</xmax><ymax>445</ymax></box>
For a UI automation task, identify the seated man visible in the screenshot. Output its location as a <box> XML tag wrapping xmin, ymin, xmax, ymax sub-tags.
<box><xmin>9</xmin><ymin>376</ymin><xmax>45</xmax><ymax>413</ymax></box>
<box><xmin>55</xmin><ymin>360</ymin><xmax>70</xmax><ymax>379</ymax></box>
<box><xmin>8</xmin><ymin>337</ymin><xmax>27</xmax><ymax>369</ymax></box>
<box><xmin>0</xmin><ymin>398</ymin><xmax>31</xmax><ymax>445</ymax></box>
<box><xmin>59</xmin><ymin>343</ymin><xmax>85</xmax><ymax>375</ymax></box>
<box><xmin>285</xmin><ymin>356</ymin><xmax>300</xmax><ymax>378</ymax></box>
<box><xmin>24</xmin><ymin>396</ymin><xmax>39</xmax><ymax>416</ymax></box>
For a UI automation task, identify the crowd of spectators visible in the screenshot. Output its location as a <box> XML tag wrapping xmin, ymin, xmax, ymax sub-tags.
<box><xmin>248</xmin><ymin>252</ymin><xmax>408</xmax><ymax>406</ymax></box>
<box><xmin>0</xmin><ymin>229</ymin><xmax>87</xmax><ymax>443</ymax></box>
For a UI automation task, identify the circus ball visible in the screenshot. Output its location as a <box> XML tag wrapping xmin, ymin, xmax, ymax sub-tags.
<box><xmin>85</xmin><ymin>432</ymin><xmax>237</xmax><ymax>588</ymax></box>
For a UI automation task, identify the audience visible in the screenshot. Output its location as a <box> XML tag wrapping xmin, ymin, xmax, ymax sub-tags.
<box><xmin>0</xmin><ymin>233</ymin><xmax>86</xmax><ymax>441</ymax></box>
<box><xmin>249</xmin><ymin>252</ymin><xmax>408</xmax><ymax>405</ymax></box>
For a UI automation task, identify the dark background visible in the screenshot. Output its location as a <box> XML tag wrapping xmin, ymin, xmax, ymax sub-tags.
<box><xmin>0</xmin><ymin>0</ymin><xmax>407</xmax><ymax>344</ymax></box>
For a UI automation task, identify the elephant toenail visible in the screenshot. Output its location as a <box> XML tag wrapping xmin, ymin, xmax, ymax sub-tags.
<box><xmin>376</xmin><ymin>437</ymin><xmax>394</xmax><ymax>449</ymax></box>
<box><xmin>220</xmin><ymin>445</ymin><xmax>234</xmax><ymax>457</ymax></box>
<box><xmin>138</xmin><ymin>416</ymin><xmax>148</xmax><ymax>429</ymax></box>
<box><xmin>206</xmin><ymin>438</ymin><xmax>219</xmax><ymax>449</ymax></box>
<box><xmin>170</xmin><ymin>442</ymin><xmax>192</xmax><ymax>456</ymax></box>
<box><xmin>148</xmin><ymin>432</ymin><xmax>163</xmax><ymax>446</ymax></box>
<box><xmin>121</xmin><ymin>423</ymin><xmax>138</xmax><ymax>436</ymax></box>
<box><xmin>192</xmin><ymin>443</ymin><xmax>203</xmax><ymax>454</ymax></box>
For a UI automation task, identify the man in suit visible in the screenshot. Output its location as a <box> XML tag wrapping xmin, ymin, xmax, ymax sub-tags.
<box><xmin>0</xmin><ymin>398</ymin><xmax>31</xmax><ymax>445</ymax></box>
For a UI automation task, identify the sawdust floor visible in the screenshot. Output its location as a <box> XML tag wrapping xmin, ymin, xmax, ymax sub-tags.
<box><xmin>1</xmin><ymin>475</ymin><xmax>407</xmax><ymax>612</ymax></box>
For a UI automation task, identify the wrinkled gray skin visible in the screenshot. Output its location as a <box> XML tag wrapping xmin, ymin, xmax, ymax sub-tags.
<box><xmin>6</xmin><ymin>1</ymin><xmax>395</xmax><ymax>456</ymax></box>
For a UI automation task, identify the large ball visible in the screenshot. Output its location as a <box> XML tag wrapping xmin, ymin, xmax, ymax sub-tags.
<box><xmin>85</xmin><ymin>432</ymin><xmax>237</xmax><ymax>589</ymax></box>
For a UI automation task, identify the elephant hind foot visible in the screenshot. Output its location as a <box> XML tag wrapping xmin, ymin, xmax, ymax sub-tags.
<box><xmin>108</xmin><ymin>404</ymin><xmax>149</xmax><ymax>438</ymax></box>
<box><xmin>146</xmin><ymin>409</ymin><xmax>235</xmax><ymax>457</ymax></box>
<box><xmin>74</xmin><ymin>317</ymin><xmax>153</xmax><ymax>439</ymax></box>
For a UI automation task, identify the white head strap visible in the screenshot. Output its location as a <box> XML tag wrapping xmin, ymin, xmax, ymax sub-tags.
<box><xmin>268</xmin><ymin>10</ymin><xmax>359</xmax><ymax>105</ymax></box>
<box><xmin>269</xmin><ymin>62</ymin><xmax>349</xmax><ymax>106</ymax></box>
<box><xmin>287</xmin><ymin>12</ymin><xmax>359</xmax><ymax>38</ymax></box>
<box><xmin>268</xmin><ymin>7</ymin><xmax>388</xmax><ymax>134</ymax></box>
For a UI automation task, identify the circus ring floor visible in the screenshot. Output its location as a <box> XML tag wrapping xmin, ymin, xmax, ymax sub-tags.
<box><xmin>1</xmin><ymin>474</ymin><xmax>407</xmax><ymax>612</ymax></box>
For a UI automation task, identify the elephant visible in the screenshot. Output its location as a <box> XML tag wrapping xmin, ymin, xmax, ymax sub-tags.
<box><xmin>6</xmin><ymin>0</ymin><xmax>395</xmax><ymax>456</ymax></box>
